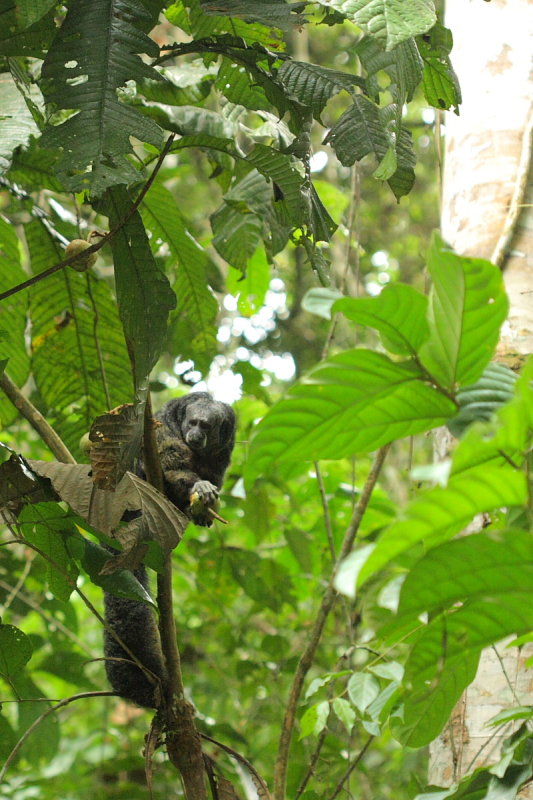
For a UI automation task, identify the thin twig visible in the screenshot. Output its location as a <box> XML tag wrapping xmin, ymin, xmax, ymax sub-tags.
<box><xmin>273</xmin><ymin>445</ymin><xmax>390</xmax><ymax>800</ymax></box>
<box><xmin>0</xmin><ymin>692</ymin><xmax>116</xmax><ymax>782</ymax></box>
<box><xmin>326</xmin><ymin>735</ymin><xmax>374</xmax><ymax>800</ymax></box>
<box><xmin>0</xmin><ymin>134</ymin><xmax>176</xmax><ymax>303</ymax></box>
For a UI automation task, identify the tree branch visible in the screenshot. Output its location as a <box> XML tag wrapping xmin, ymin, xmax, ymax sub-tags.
<box><xmin>0</xmin><ymin>373</ymin><xmax>76</xmax><ymax>464</ymax></box>
<box><xmin>0</xmin><ymin>134</ymin><xmax>175</xmax><ymax>303</ymax></box>
<box><xmin>142</xmin><ymin>395</ymin><xmax>207</xmax><ymax>800</ymax></box>
<box><xmin>273</xmin><ymin>444</ymin><xmax>390</xmax><ymax>800</ymax></box>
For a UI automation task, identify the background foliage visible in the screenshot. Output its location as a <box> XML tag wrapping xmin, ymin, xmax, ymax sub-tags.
<box><xmin>0</xmin><ymin>1</ymin><xmax>531</xmax><ymax>799</ymax></box>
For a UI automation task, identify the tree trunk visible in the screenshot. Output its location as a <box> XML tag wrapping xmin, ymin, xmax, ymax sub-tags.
<box><xmin>431</xmin><ymin>0</ymin><xmax>533</xmax><ymax>786</ymax></box>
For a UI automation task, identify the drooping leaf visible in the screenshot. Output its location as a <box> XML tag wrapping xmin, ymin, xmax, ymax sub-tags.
<box><xmin>40</xmin><ymin>0</ymin><xmax>163</xmax><ymax>196</ymax></box>
<box><xmin>356</xmin><ymin>36</ymin><xmax>423</xmax><ymax>105</ymax></box>
<box><xmin>419</xmin><ymin>234</ymin><xmax>509</xmax><ymax>390</ymax></box>
<box><xmin>211</xmin><ymin>204</ymin><xmax>263</xmax><ymax>270</ymax></box>
<box><xmin>139</xmin><ymin>180</ymin><xmax>218</xmax><ymax>372</ymax></box>
<box><xmin>324</xmin><ymin>95</ymin><xmax>389</xmax><ymax>168</ymax></box>
<box><xmin>26</xmin><ymin>219</ymin><xmax>134</xmax><ymax>458</ymax></box>
<box><xmin>418</xmin><ymin>23</ymin><xmax>461</xmax><ymax>113</ymax></box>
<box><xmin>102</xmin><ymin>186</ymin><xmax>176</xmax><ymax>389</ymax></box>
<box><xmin>245</xmin><ymin>349</ymin><xmax>455</xmax><ymax>484</ymax></box>
<box><xmin>314</xmin><ymin>0</ymin><xmax>436</xmax><ymax>50</ymax></box>
<box><xmin>333</xmin><ymin>283</ymin><xmax>429</xmax><ymax>357</ymax></box>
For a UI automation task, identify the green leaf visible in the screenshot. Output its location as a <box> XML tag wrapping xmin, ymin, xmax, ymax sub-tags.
<box><xmin>419</xmin><ymin>235</ymin><xmax>509</xmax><ymax>390</ymax></box>
<box><xmin>333</xmin><ymin>283</ymin><xmax>429</xmax><ymax>356</ymax></box>
<box><xmin>0</xmin><ymin>73</ymin><xmax>40</xmax><ymax>174</ymax></box>
<box><xmin>347</xmin><ymin>672</ymin><xmax>380</xmax><ymax>712</ymax></box>
<box><xmin>215</xmin><ymin>57</ymin><xmax>270</xmax><ymax>111</ymax></box>
<box><xmin>19</xmin><ymin>504</ymin><xmax>80</xmax><ymax>602</ymax></box>
<box><xmin>332</xmin><ymin>697</ymin><xmax>356</xmax><ymax>733</ymax></box>
<box><xmin>356</xmin><ymin>36</ymin><xmax>423</xmax><ymax>104</ymax></box>
<box><xmin>0</xmin><ymin>217</ymin><xmax>30</xmax><ymax>427</ymax></box>
<box><xmin>302</xmin><ymin>287</ymin><xmax>343</xmax><ymax>320</ymax></box>
<box><xmin>200</xmin><ymin>0</ymin><xmax>305</xmax><ymax>31</ymax></box>
<box><xmin>245</xmin><ymin>350</ymin><xmax>455</xmax><ymax>484</ymax></box>
<box><xmin>276</xmin><ymin>60</ymin><xmax>365</xmax><ymax>120</ymax></box>
<box><xmin>226</xmin><ymin>249</ymin><xmax>270</xmax><ymax>316</ymax></box>
<box><xmin>418</xmin><ymin>23</ymin><xmax>461</xmax><ymax>112</ymax></box>
<box><xmin>0</xmin><ymin>4</ymin><xmax>56</xmax><ymax>57</ymax></box>
<box><xmin>398</xmin><ymin>530</ymin><xmax>533</xmax><ymax>621</ymax></box>
<box><xmin>140</xmin><ymin>180</ymin><xmax>217</xmax><ymax>371</ymax></box>
<box><xmin>315</xmin><ymin>0</ymin><xmax>436</xmax><ymax>49</ymax></box>
<box><xmin>324</xmin><ymin>95</ymin><xmax>389</xmax><ymax>168</ymax></box>
<box><xmin>447</xmin><ymin>362</ymin><xmax>518</xmax><ymax>438</ymax></box>
<box><xmin>27</xmin><ymin>219</ymin><xmax>134</xmax><ymax>457</ymax></box>
<box><xmin>397</xmin><ymin>645</ymin><xmax>479</xmax><ymax>747</ymax></box>
<box><xmin>358</xmin><ymin>466</ymin><xmax>527</xmax><ymax>586</ymax></box>
<box><xmin>103</xmin><ymin>186</ymin><xmax>176</xmax><ymax>389</ymax></box>
<box><xmin>212</xmin><ymin>204</ymin><xmax>263</xmax><ymax>270</ymax></box>
<box><xmin>41</xmin><ymin>0</ymin><xmax>163</xmax><ymax>195</ymax></box>
<box><xmin>0</xmin><ymin>624</ymin><xmax>33</xmax><ymax>678</ymax></box>
<box><xmin>299</xmin><ymin>700</ymin><xmax>330</xmax><ymax>739</ymax></box>
<box><xmin>449</xmin><ymin>358</ymin><xmax>533</xmax><ymax>475</ymax></box>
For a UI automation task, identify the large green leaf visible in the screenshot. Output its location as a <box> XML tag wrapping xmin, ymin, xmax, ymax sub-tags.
<box><xmin>324</xmin><ymin>95</ymin><xmax>389</xmax><ymax>168</ymax></box>
<box><xmin>245</xmin><ymin>350</ymin><xmax>455</xmax><ymax>484</ymax></box>
<box><xmin>398</xmin><ymin>530</ymin><xmax>533</xmax><ymax>622</ymax></box>
<box><xmin>0</xmin><ymin>217</ymin><xmax>30</xmax><ymax>427</ymax></box>
<box><xmin>139</xmin><ymin>181</ymin><xmax>218</xmax><ymax>371</ymax></box>
<box><xmin>333</xmin><ymin>283</ymin><xmax>429</xmax><ymax>357</ymax></box>
<box><xmin>357</xmin><ymin>465</ymin><xmax>526</xmax><ymax>586</ymax></box>
<box><xmin>324</xmin><ymin>97</ymin><xmax>415</xmax><ymax>198</ymax></box>
<box><xmin>314</xmin><ymin>0</ymin><xmax>436</xmax><ymax>50</ymax></box>
<box><xmin>0</xmin><ymin>73</ymin><xmax>40</xmax><ymax>174</ymax></box>
<box><xmin>26</xmin><ymin>219</ymin><xmax>134</xmax><ymax>457</ymax></box>
<box><xmin>392</xmin><ymin>532</ymin><xmax>533</xmax><ymax>746</ymax></box>
<box><xmin>356</xmin><ymin>36</ymin><xmax>423</xmax><ymax>105</ymax></box>
<box><xmin>40</xmin><ymin>0</ymin><xmax>163</xmax><ymax>196</ymax></box>
<box><xmin>397</xmin><ymin>643</ymin><xmax>479</xmax><ymax>748</ymax></box>
<box><xmin>0</xmin><ymin>4</ymin><xmax>56</xmax><ymax>57</ymax></box>
<box><xmin>419</xmin><ymin>235</ymin><xmax>509</xmax><ymax>390</ymax></box>
<box><xmin>276</xmin><ymin>60</ymin><xmax>365</xmax><ymax>120</ymax></box>
<box><xmin>103</xmin><ymin>186</ymin><xmax>176</xmax><ymax>389</ymax></box>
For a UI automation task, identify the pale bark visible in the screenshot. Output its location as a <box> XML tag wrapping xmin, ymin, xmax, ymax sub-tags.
<box><xmin>431</xmin><ymin>0</ymin><xmax>533</xmax><ymax>786</ymax></box>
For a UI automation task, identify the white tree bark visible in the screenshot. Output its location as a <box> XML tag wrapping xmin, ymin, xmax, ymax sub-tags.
<box><xmin>431</xmin><ymin>0</ymin><xmax>533</xmax><ymax>786</ymax></box>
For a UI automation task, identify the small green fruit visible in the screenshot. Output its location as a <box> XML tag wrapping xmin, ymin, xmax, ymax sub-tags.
<box><xmin>66</xmin><ymin>239</ymin><xmax>97</xmax><ymax>272</ymax></box>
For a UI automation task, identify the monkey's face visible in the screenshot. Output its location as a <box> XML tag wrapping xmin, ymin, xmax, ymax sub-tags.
<box><xmin>181</xmin><ymin>405</ymin><xmax>219</xmax><ymax>452</ymax></box>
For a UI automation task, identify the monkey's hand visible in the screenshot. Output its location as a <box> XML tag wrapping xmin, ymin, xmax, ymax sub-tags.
<box><xmin>190</xmin><ymin>480</ymin><xmax>220</xmax><ymax>527</ymax></box>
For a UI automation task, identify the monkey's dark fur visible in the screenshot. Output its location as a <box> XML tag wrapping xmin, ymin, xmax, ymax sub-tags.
<box><xmin>104</xmin><ymin>393</ymin><xmax>236</xmax><ymax>707</ymax></box>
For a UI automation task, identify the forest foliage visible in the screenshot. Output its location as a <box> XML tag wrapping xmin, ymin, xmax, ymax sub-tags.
<box><xmin>0</xmin><ymin>1</ymin><xmax>532</xmax><ymax>799</ymax></box>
